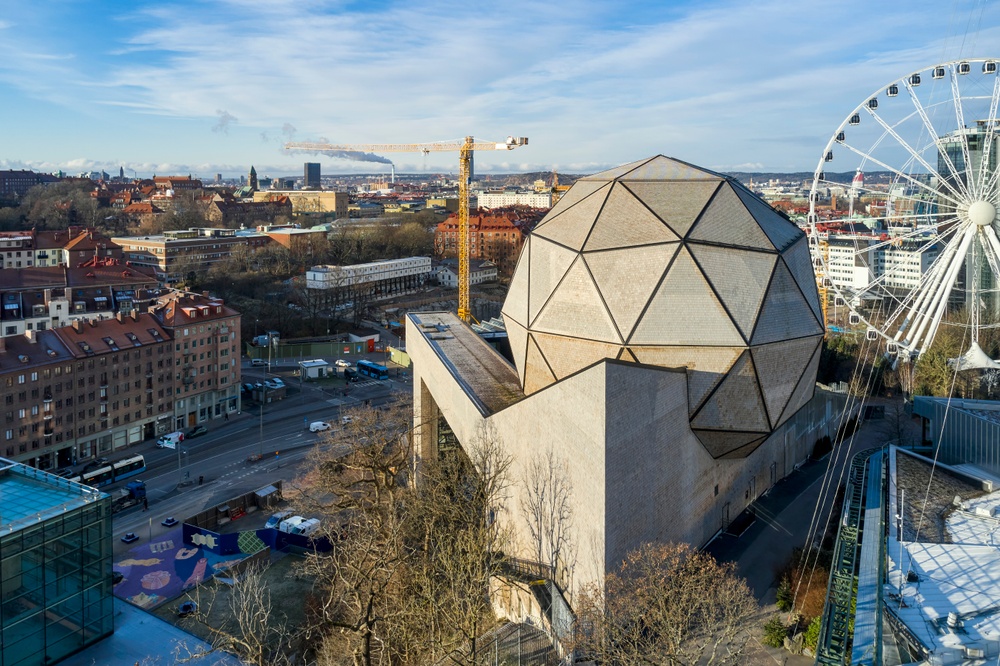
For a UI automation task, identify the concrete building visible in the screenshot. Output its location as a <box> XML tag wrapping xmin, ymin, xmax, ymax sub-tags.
<box><xmin>305</xmin><ymin>257</ymin><xmax>431</xmax><ymax>309</ymax></box>
<box><xmin>0</xmin><ymin>461</ymin><xmax>113</xmax><ymax>666</ymax></box>
<box><xmin>113</xmin><ymin>228</ymin><xmax>271</xmax><ymax>282</ymax></box>
<box><xmin>304</xmin><ymin>162</ymin><xmax>321</xmax><ymax>189</ymax></box>
<box><xmin>476</xmin><ymin>189</ymin><xmax>553</xmax><ymax>209</ymax></box>
<box><xmin>253</xmin><ymin>190</ymin><xmax>349</xmax><ymax>219</ymax></box>
<box><xmin>408</xmin><ymin>156</ymin><xmax>837</xmax><ymax>608</ymax></box>
<box><xmin>434</xmin><ymin>258</ymin><xmax>498</xmax><ymax>287</ymax></box>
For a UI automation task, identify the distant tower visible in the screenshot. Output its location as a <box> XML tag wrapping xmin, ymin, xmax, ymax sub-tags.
<box><xmin>119</xmin><ymin>166</ymin><xmax>125</xmax><ymax>180</ymax></box>
<box><xmin>248</xmin><ymin>166</ymin><xmax>258</xmax><ymax>191</ymax></box>
<box><xmin>850</xmin><ymin>169</ymin><xmax>864</xmax><ymax>200</ymax></box>
<box><xmin>304</xmin><ymin>162</ymin><xmax>321</xmax><ymax>189</ymax></box>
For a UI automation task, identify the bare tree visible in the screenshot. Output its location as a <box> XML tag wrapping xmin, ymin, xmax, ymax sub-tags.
<box><xmin>575</xmin><ymin>542</ymin><xmax>758</xmax><ymax>666</ymax></box>
<box><xmin>520</xmin><ymin>449</ymin><xmax>575</xmax><ymax>587</ymax></box>
<box><xmin>177</xmin><ymin>562</ymin><xmax>296</xmax><ymax>665</ymax></box>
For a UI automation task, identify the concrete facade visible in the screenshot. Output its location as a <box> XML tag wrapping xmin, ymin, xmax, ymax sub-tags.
<box><xmin>408</xmin><ymin>310</ymin><xmax>842</xmax><ymax>596</ymax></box>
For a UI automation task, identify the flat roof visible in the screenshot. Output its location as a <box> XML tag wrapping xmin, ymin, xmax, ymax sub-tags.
<box><xmin>408</xmin><ymin>311</ymin><xmax>523</xmax><ymax>415</ymax></box>
<box><xmin>0</xmin><ymin>459</ymin><xmax>106</xmax><ymax>532</ymax></box>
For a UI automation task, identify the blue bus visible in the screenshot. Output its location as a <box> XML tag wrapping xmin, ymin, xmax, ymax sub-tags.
<box><xmin>69</xmin><ymin>454</ymin><xmax>146</xmax><ymax>488</ymax></box>
<box><xmin>356</xmin><ymin>359</ymin><xmax>389</xmax><ymax>380</ymax></box>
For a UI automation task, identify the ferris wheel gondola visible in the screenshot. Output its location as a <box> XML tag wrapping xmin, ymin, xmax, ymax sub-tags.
<box><xmin>809</xmin><ymin>58</ymin><xmax>1000</xmax><ymax>367</ymax></box>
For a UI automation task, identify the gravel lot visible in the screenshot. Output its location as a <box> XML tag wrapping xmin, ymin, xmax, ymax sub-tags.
<box><xmin>896</xmin><ymin>452</ymin><xmax>986</xmax><ymax>543</ymax></box>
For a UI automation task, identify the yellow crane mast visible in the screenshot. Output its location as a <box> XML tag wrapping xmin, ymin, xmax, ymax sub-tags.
<box><xmin>284</xmin><ymin>136</ymin><xmax>529</xmax><ymax>322</ymax></box>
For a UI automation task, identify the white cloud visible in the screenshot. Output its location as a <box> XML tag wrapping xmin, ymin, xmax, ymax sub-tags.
<box><xmin>3</xmin><ymin>1</ymin><xmax>1000</xmax><ymax>171</ymax></box>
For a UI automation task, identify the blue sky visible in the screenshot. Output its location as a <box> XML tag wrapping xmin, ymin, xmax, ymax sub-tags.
<box><xmin>1</xmin><ymin>0</ymin><xmax>998</xmax><ymax>178</ymax></box>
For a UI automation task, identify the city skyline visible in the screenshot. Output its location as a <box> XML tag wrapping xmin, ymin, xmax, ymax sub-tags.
<box><xmin>1</xmin><ymin>0</ymin><xmax>999</xmax><ymax>178</ymax></box>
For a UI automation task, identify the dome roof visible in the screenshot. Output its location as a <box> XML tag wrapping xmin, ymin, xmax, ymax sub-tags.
<box><xmin>500</xmin><ymin>156</ymin><xmax>824</xmax><ymax>459</ymax></box>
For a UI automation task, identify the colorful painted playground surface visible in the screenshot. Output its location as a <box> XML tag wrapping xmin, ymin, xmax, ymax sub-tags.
<box><xmin>112</xmin><ymin>527</ymin><xmax>259</xmax><ymax>610</ymax></box>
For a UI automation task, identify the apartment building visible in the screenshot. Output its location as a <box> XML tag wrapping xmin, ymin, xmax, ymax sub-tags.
<box><xmin>253</xmin><ymin>190</ymin><xmax>349</xmax><ymax>218</ymax></box>
<box><xmin>475</xmin><ymin>188</ymin><xmax>552</xmax><ymax>209</ymax></box>
<box><xmin>206</xmin><ymin>194</ymin><xmax>292</xmax><ymax>227</ymax></box>
<box><xmin>0</xmin><ymin>262</ymin><xmax>159</xmax><ymax>337</ymax></box>
<box><xmin>0</xmin><ymin>227</ymin><xmax>121</xmax><ymax>269</ymax></box>
<box><xmin>150</xmin><ymin>291</ymin><xmax>242</xmax><ymax>429</ymax></box>
<box><xmin>113</xmin><ymin>228</ymin><xmax>271</xmax><ymax>281</ymax></box>
<box><xmin>435</xmin><ymin>209</ymin><xmax>543</xmax><ymax>279</ymax></box>
<box><xmin>0</xmin><ymin>312</ymin><xmax>174</xmax><ymax>469</ymax></box>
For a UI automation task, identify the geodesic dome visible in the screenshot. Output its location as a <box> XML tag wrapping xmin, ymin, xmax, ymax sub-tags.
<box><xmin>500</xmin><ymin>155</ymin><xmax>824</xmax><ymax>459</ymax></box>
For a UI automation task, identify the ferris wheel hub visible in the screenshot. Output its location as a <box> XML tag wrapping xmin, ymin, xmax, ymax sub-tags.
<box><xmin>968</xmin><ymin>200</ymin><xmax>996</xmax><ymax>226</ymax></box>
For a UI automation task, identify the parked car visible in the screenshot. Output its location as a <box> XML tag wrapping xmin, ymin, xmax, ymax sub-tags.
<box><xmin>161</xmin><ymin>517</ymin><xmax>179</xmax><ymax>527</ymax></box>
<box><xmin>121</xmin><ymin>532</ymin><xmax>139</xmax><ymax>544</ymax></box>
<box><xmin>265</xmin><ymin>511</ymin><xmax>294</xmax><ymax>529</ymax></box>
<box><xmin>187</xmin><ymin>425</ymin><xmax>208</xmax><ymax>438</ymax></box>
<box><xmin>269</xmin><ymin>377</ymin><xmax>285</xmax><ymax>387</ymax></box>
<box><xmin>264</xmin><ymin>379</ymin><xmax>283</xmax><ymax>390</ymax></box>
<box><xmin>341</xmin><ymin>415</ymin><xmax>354</xmax><ymax>425</ymax></box>
<box><xmin>241</xmin><ymin>383</ymin><xmax>255</xmax><ymax>393</ymax></box>
<box><xmin>309</xmin><ymin>421</ymin><xmax>331</xmax><ymax>433</ymax></box>
<box><xmin>251</xmin><ymin>359</ymin><xmax>266</xmax><ymax>367</ymax></box>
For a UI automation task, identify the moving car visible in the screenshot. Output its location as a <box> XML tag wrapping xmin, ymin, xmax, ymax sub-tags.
<box><xmin>309</xmin><ymin>421</ymin><xmax>331</xmax><ymax>432</ymax></box>
<box><xmin>187</xmin><ymin>425</ymin><xmax>208</xmax><ymax>438</ymax></box>
<box><xmin>341</xmin><ymin>415</ymin><xmax>354</xmax><ymax>425</ymax></box>
<box><xmin>334</xmin><ymin>359</ymin><xmax>351</xmax><ymax>368</ymax></box>
<box><xmin>156</xmin><ymin>432</ymin><xmax>184</xmax><ymax>449</ymax></box>
<box><xmin>121</xmin><ymin>532</ymin><xmax>139</xmax><ymax>544</ymax></box>
<box><xmin>161</xmin><ymin>517</ymin><xmax>179</xmax><ymax>527</ymax></box>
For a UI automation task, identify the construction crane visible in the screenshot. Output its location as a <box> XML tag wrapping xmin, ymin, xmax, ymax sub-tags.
<box><xmin>284</xmin><ymin>136</ymin><xmax>529</xmax><ymax>323</ymax></box>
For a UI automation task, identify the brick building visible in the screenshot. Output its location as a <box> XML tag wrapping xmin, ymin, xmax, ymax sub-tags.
<box><xmin>0</xmin><ymin>312</ymin><xmax>174</xmax><ymax>469</ymax></box>
<box><xmin>434</xmin><ymin>208</ymin><xmax>545</xmax><ymax>279</ymax></box>
<box><xmin>149</xmin><ymin>292</ymin><xmax>242</xmax><ymax>429</ymax></box>
<box><xmin>113</xmin><ymin>228</ymin><xmax>270</xmax><ymax>282</ymax></box>
<box><xmin>206</xmin><ymin>194</ymin><xmax>292</xmax><ymax>227</ymax></box>
<box><xmin>0</xmin><ymin>227</ymin><xmax>121</xmax><ymax>270</ymax></box>
<box><xmin>0</xmin><ymin>261</ymin><xmax>159</xmax><ymax>338</ymax></box>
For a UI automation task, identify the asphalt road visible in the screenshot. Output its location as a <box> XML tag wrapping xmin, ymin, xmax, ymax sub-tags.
<box><xmin>110</xmin><ymin>359</ymin><xmax>410</xmax><ymax>550</ymax></box>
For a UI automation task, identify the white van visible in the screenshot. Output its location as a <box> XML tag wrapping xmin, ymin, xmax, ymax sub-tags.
<box><xmin>309</xmin><ymin>421</ymin><xmax>331</xmax><ymax>432</ymax></box>
<box><xmin>156</xmin><ymin>431</ymin><xmax>184</xmax><ymax>449</ymax></box>
<box><xmin>278</xmin><ymin>516</ymin><xmax>305</xmax><ymax>533</ymax></box>
<box><xmin>292</xmin><ymin>518</ymin><xmax>321</xmax><ymax>537</ymax></box>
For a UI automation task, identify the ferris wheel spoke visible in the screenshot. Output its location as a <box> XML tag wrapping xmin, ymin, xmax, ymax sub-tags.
<box><xmin>890</xmin><ymin>227</ymin><xmax>969</xmax><ymax>344</ymax></box>
<box><xmin>974</xmin><ymin>77</ymin><xmax>1000</xmax><ymax>198</ymax></box>
<box><xmin>982</xmin><ymin>226</ymin><xmax>1000</xmax><ymax>284</ymax></box>
<box><xmin>905</xmin><ymin>78</ymin><xmax>971</xmax><ymax>202</ymax></box>
<box><xmin>910</xmin><ymin>228</ymin><xmax>975</xmax><ymax>355</ymax></box>
<box><xmin>950</xmin><ymin>66</ymin><xmax>976</xmax><ymax>200</ymax></box>
<box><xmin>836</xmin><ymin>140</ymin><xmax>966</xmax><ymax>209</ymax></box>
<box><xmin>864</xmin><ymin>106</ymin><xmax>967</xmax><ymax>202</ymax></box>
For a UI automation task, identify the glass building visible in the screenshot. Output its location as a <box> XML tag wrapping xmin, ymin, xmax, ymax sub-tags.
<box><xmin>0</xmin><ymin>459</ymin><xmax>113</xmax><ymax>666</ymax></box>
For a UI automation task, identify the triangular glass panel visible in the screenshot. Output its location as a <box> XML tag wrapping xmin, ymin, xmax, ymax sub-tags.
<box><xmin>628</xmin><ymin>345</ymin><xmax>743</xmax><ymax>414</ymax></box>
<box><xmin>534</xmin><ymin>180</ymin><xmax>611</xmax><ymax>231</ymax></box>
<box><xmin>583</xmin><ymin>183</ymin><xmax>678</xmax><ymax>252</ymax></box>
<box><xmin>733</xmin><ymin>185</ymin><xmax>803</xmax><ymax>252</ymax></box>
<box><xmin>532</xmin><ymin>183</ymin><xmax>610</xmax><ymax>251</ymax></box>
<box><xmin>579</xmin><ymin>157</ymin><xmax>656</xmax><ymax>181</ymax></box>
<box><xmin>689</xmin><ymin>243</ymin><xmax>776</xmax><ymax>340</ymax></box>
<box><xmin>532</xmin><ymin>332</ymin><xmax>621</xmax><ymax>380</ymax></box>
<box><xmin>692</xmin><ymin>429</ymin><xmax>768</xmax><ymax>459</ymax></box>
<box><xmin>716</xmin><ymin>434</ymin><xmax>769</xmax><ymax>459</ymax></box>
<box><xmin>781</xmin><ymin>237</ymin><xmax>823</xmax><ymax>323</ymax></box>
<box><xmin>501</xmin><ymin>242</ymin><xmax>530</xmax><ymax>327</ymax></box>
<box><xmin>751</xmin><ymin>336</ymin><xmax>822</xmax><ymax>428</ymax></box>
<box><xmin>690</xmin><ymin>351</ymin><xmax>769</xmax><ymax>432</ymax></box>
<box><xmin>625</xmin><ymin>181</ymin><xmax>719</xmax><ymax>238</ymax></box>
<box><xmin>533</xmin><ymin>256</ymin><xmax>621</xmax><ymax>343</ymax></box>
<box><xmin>629</xmin><ymin>247</ymin><xmax>744</xmax><ymax>346</ymax></box>
<box><xmin>585</xmin><ymin>243</ymin><xmax>677</xmax><ymax>340</ymax></box>
<box><xmin>504</xmin><ymin>318</ymin><xmax>530</xmax><ymax>387</ymax></box>
<box><xmin>617</xmin><ymin>155</ymin><xmax>723</xmax><ymax>181</ymax></box>
<box><xmin>777</xmin><ymin>341</ymin><xmax>822</xmax><ymax>427</ymax></box>
<box><xmin>689</xmin><ymin>182</ymin><xmax>774</xmax><ymax>250</ymax></box>
<box><xmin>523</xmin><ymin>334</ymin><xmax>557</xmax><ymax>395</ymax></box>
<box><xmin>527</xmin><ymin>237</ymin><xmax>578</xmax><ymax>326</ymax></box>
<box><xmin>750</xmin><ymin>262</ymin><xmax>824</xmax><ymax>345</ymax></box>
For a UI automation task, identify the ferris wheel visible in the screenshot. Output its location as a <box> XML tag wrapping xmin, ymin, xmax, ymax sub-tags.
<box><xmin>809</xmin><ymin>58</ymin><xmax>1000</xmax><ymax>367</ymax></box>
